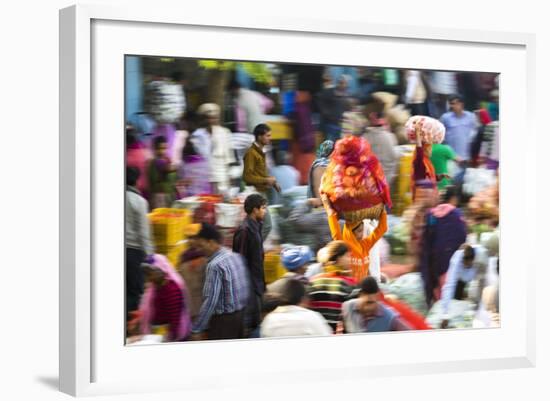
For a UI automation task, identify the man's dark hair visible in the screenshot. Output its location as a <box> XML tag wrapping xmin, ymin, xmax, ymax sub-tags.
<box><xmin>244</xmin><ymin>194</ymin><xmax>267</xmax><ymax>215</ymax></box>
<box><xmin>253</xmin><ymin>123</ymin><xmax>271</xmax><ymax>141</ymax></box>
<box><xmin>449</xmin><ymin>94</ymin><xmax>464</xmax><ymax>104</ymax></box>
<box><xmin>262</xmin><ymin>293</ymin><xmax>281</xmax><ymax>314</ymax></box>
<box><xmin>126</xmin><ymin>124</ymin><xmax>137</xmax><ymax>148</ymax></box>
<box><xmin>171</xmin><ymin>70</ymin><xmax>184</xmax><ymax>82</ymax></box>
<box><xmin>182</xmin><ymin>139</ymin><xmax>199</xmax><ymax>158</ymax></box>
<box><xmin>463</xmin><ymin>244</ymin><xmax>476</xmax><ymax>261</ymax></box>
<box><xmin>359</xmin><ymin>276</ymin><xmax>380</xmax><ymax>295</ymax></box>
<box><xmin>196</xmin><ymin>223</ymin><xmax>222</xmax><ymax>244</ymax></box>
<box><xmin>280</xmin><ymin>279</ymin><xmax>306</xmax><ymax>306</ymax></box>
<box><xmin>227</xmin><ymin>79</ymin><xmax>241</xmax><ymax>91</ymax></box>
<box><xmin>153</xmin><ymin>135</ymin><xmax>167</xmax><ymax>149</ymax></box>
<box><xmin>325</xmin><ymin>241</ymin><xmax>349</xmax><ymax>264</ymax></box>
<box><xmin>443</xmin><ymin>185</ymin><xmax>458</xmax><ymax>203</ymax></box>
<box><xmin>126</xmin><ymin>166</ymin><xmax>140</xmax><ymax>187</ymax></box>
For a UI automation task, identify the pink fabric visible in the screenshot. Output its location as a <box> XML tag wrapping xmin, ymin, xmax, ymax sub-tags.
<box><xmin>126</xmin><ymin>146</ymin><xmax>153</xmax><ymax>194</ymax></box>
<box><xmin>153</xmin><ymin>124</ymin><xmax>177</xmax><ymax>159</ymax></box>
<box><xmin>380</xmin><ymin>263</ymin><xmax>415</xmax><ymax>279</ymax></box>
<box><xmin>139</xmin><ymin>254</ymin><xmax>191</xmax><ymax>341</ymax></box>
<box><xmin>236</xmin><ymin>91</ymin><xmax>274</xmax><ymax>132</ymax></box>
<box><xmin>430</xmin><ymin>204</ymin><xmax>456</xmax><ymax>218</ymax></box>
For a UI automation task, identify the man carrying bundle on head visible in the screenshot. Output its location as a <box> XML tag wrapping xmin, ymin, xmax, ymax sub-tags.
<box><xmin>320</xmin><ymin>135</ymin><xmax>391</xmax><ymax>282</ymax></box>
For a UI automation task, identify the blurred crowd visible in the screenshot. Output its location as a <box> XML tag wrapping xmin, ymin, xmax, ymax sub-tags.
<box><xmin>125</xmin><ymin>63</ymin><xmax>500</xmax><ymax>344</ymax></box>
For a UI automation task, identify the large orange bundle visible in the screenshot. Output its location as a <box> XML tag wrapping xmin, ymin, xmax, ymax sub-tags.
<box><xmin>320</xmin><ymin>136</ymin><xmax>392</xmax><ymax>222</ymax></box>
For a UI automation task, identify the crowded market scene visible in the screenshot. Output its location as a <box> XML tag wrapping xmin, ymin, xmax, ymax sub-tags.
<box><xmin>125</xmin><ymin>56</ymin><xmax>500</xmax><ymax>344</ymax></box>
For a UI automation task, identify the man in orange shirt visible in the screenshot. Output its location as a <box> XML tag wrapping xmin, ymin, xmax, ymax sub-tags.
<box><xmin>321</xmin><ymin>194</ymin><xmax>388</xmax><ymax>282</ymax></box>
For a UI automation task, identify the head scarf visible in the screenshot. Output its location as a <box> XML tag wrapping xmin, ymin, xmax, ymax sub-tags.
<box><xmin>139</xmin><ymin>254</ymin><xmax>191</xmax><ymax>341</ymax></box>
<box><xmin>316</xmin><ymin>140</ymin><xmax>335</xmax><ymax>161</ymax></box>
<box><xmin>281</xmin><ymin>246</ymin><xmax>313</xmax><ymax>271</ymax></box>
<box><xmin>307</xmin><ymin>140</ymin><xmax>335</xmax><ymax>197</ymax></box>
<box><xmin>197</xmin><ymin>103</ymin><xmax>221</xmax><ymax>118</ymax></box>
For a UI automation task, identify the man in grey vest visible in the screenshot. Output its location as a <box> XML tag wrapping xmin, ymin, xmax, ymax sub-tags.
<box><xmin>342</xmin><ymin>277</ymin><xmax>411</xmax><ymax>333</ymax></box>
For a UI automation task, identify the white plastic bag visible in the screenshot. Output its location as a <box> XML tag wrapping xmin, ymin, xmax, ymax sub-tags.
<box><xmin>462</xmin><ymin>168</ymin><xmax>496</xmax><ymax>196</ymax></box>
<box><xmin>214</xmin><ymin>203</ymin><xmax>244</xmax><ymax>228</ymax></box>
<box><xmin>364</xmin><ymin>219</ymin><xmax>381</xmax><ymax>282</ymax></box>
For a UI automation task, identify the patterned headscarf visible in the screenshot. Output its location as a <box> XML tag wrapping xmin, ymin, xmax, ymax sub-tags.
<box><xmin>308</xmin><ymin>140</ymin><xmax>335</xmax><ymax>197</ymax></box>
<box><xmin>316</xmin><ymin>140</ymin><xmax>335</xmax><ymax>160</ymax></box>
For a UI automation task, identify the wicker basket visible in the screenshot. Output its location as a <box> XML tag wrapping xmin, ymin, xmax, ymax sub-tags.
<box><xmin>341</xmin><ymin>203</ymin><xmax>385</xmax><ymax>222</ymax></box>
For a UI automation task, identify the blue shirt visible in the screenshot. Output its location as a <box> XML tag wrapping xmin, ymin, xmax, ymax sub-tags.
<box><xmin>440</xmin><ymin>111</ymin><xmax>477</xmax><ymax>160</ymax></box>
<box><xmin>192</xmin><ymin>247</ymin><xmax>250</xmax><ymax>333</ymax></box>
<box><xmin>270</xmin><ymin>165</ymin><xmax>300</xmax><ymax>191</ymax></box>
<box><xmin>342</xmin><ymin>299</ymin><xmax>411</xmax><ymax>333</ymax></box>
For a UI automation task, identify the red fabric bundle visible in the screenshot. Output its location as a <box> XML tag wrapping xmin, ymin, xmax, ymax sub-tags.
<box><xmin>320</xmin><ymin>136</ymin><xmax>391</xmax><ymax>222</ymax></box>
<box><xmin>379</xmin><ymin>292</ymin><xmax>431</xmax><ymax>330</ymax></box>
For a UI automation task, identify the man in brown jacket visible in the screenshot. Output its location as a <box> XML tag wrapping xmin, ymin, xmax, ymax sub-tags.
<box><xmin>242</xmin><ymin>123</ymin><xmax>280</xmax><ymax>239</ymax></box>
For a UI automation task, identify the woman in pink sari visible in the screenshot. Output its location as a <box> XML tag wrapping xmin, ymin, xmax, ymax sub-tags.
<box><xmin>126</xmin><ymin>126</ymin><xmax>153</xmax><ymax>196</ymax></box>
<box><xmin>138</xmin><ymin>254</ymin><xmax>192</xmax><ymax>342</ymax></box>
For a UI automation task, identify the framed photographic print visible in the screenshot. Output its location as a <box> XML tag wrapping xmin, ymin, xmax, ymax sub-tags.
<box><xmin>60</xmin><ymin>3</ymin><xmax>535</xmax><ymax>397</ymax></box>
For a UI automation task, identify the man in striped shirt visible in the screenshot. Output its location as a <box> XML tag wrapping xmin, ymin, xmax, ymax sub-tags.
<box><xmin>191</xmin><ymin>223</ymin><xmax>250</xmax><ymax>341</ymax></box>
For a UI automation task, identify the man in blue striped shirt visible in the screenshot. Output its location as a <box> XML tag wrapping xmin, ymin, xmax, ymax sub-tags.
<box><xmin>191</xmin><ymin>223</ymin><xmax>250</xmax><ymax>340</ymax></box>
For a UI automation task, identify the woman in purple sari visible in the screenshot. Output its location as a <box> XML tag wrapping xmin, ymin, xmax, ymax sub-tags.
<box><xmin>177</xmin><ymin>140</ymin><xmax>212</xmax><ymax>197</ymax></box>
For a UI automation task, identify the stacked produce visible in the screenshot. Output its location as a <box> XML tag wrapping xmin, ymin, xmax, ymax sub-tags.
<box><xmin>380</xmin><ymin>273</ymin><xmax>428</xmax><ymax>316</ymax></box>
<box><xmin>144</xmin><ymin>80</ymin><xmax>186</xmax><ymax>124</ymax></box>
<box><xmin>426</xmin><ymin>300</ymin><xmax>476</xmax><ymax>329</ymax></box>
<box><xmin>320</xmin><ymin>136</ymin><xmax>391</xmax><ymax>222</ymax></box>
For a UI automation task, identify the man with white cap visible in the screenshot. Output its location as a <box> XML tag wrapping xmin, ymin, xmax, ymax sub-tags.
<box><xmin>266</xmin><ymin>245</ymin><xmax>313</xmax><ymax>297</ymax></box>
<box><xmin>190</xmin><ymin>103</ymin><xmax>235</xmax><ymax>193</ymax></box>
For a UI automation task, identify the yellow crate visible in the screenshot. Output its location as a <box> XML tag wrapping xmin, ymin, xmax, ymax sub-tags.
<box><xmin>167</xmin><ymin>242</ymin><xmax>188</xmax><ymax>268</ymax></box>
<box><xmin>266</xmin><ymin>119</ymin><xmax>293</xmax><ymax>141</ymax></box>
<box><xmin>264</xmin><ymin>252</ymin><xmax>287</xmax><ymax>284</ymax></box>
<box><xmin>392</xmin><ymin>151</ymin><xmax>414</xmax><ymax>216</ymax></box>
<box><xmin>149</xmin><ymin>208</ymin><xmax>193</xmax><ymax>247</ymax></box>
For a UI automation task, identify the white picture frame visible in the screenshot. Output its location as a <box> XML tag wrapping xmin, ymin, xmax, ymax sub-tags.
<box><xmin>59</xmin><ymin>4</ymin><xmax>536</xmax><ymax>397</ymax></box>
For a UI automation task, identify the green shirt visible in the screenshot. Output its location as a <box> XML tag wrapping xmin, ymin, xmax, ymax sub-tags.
<box><xmin>430</xmin><ymin>144</ymin><xmax>456</xmax><ymax>189</ymax></box>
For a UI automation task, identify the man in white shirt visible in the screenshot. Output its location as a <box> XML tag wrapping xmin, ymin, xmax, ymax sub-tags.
<box><xmin>190</xmin><ymin>103</ymin><xmax>236</xmax><ymax>193</ymax></box>
<box><xmin>126</xmin><ymin>167</ymin><xmax>154</xmax><ymax>318</ymax></box>
<box><xmin>364</xmin><ymin>98</ymin><xmax>399</xmax><ymax>186</ymax></box>
<box><xmin>440</xmin><ymin>244</ymin><xmax>488</xmax><ymax>328</ymax></box>
<box><xmin>228</xmin><ymin>79</ymin><xmax>265</xmax><ymax>134</ymax></box>
<box><xmin>261</xmin><ymin>278</ymin><xmax>333</xmax><ymax>338</ymax></box>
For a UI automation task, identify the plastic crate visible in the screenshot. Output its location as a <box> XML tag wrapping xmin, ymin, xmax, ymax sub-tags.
<box><xmin>167</xmin><ymin>242</ymin><xmax>188</xmax><ymax>268</ymax></box>
<box><xmin>392</xmin><ymin>151</ymin><xmax>414</xmax><ymax>216</ymax></box>
<box><xmin>263</xmin><ymin>252</ymin><xmax>287</xmax><ymax>285</ymax></box>
<box><xmin>149</xmin><ymin>208</ymin><xmax>192</xmax><ymax>247</ymax></box>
